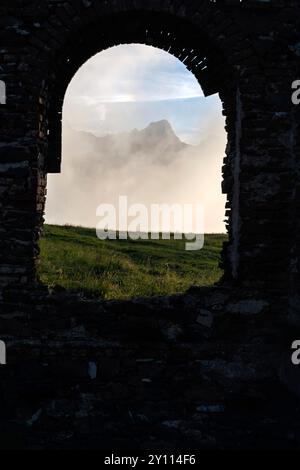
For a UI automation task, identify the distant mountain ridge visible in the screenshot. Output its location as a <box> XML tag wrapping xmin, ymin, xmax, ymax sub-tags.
<box><xmin>64</xmin><ymin>119</ymin><xmax>190</xmax><ymax>166</ymax></box>
<box><xmin>130</xmin><ymin>120</ymin><xmax>187</xmax><ymax>152</ymax></box>
<box><xmin>49</xmin><ymin>117</ymin><xmax>226</xmax><ymax>233</ymax></box>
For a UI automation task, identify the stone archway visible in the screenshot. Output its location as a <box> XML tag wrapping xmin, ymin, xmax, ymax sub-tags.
<box><xmin>0</xmin><ymin>0</ymin><xmax>298</xmax><ymax>310</ymax></box>
<box><xmin>42</xmin><ymin>10</ymin><xmax>240</xmax><ymax>288</ymax></box>
<box><xmin>35</xmin><ymin>4</ymin><xmax>256</xmax><ymax>292</ymax></box>
<box><xmin>1</xmin><ymin>1</ymin><xmax>300</xmax><ymax>449</ymax></box>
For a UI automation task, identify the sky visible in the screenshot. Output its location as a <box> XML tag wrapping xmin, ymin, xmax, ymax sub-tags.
<box><xmin>46</xmin><ymin>44</ymin><xmax>227</xmax><ymax>233</ymax></box>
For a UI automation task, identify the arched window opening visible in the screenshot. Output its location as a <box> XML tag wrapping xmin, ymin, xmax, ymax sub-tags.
<box><xmin>39</xmin><ymin>44</ymin><xmax>227</xmax><ymax>300</ymax></box>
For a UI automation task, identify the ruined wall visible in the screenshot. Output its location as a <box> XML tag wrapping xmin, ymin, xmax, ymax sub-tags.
<box><xmin>0</xmin><ymin>0</ymin><xmax>299</xmax><ymax>305</ymax></box>
<box><xmin>0</xmin><ymin>284</ymin><xmax>297</xmax><ymax>449</ymax></box>
<box><xmin>0</xmin><ymin>0</ymin><xmax>300</xmax><ymax>450</ymax></box>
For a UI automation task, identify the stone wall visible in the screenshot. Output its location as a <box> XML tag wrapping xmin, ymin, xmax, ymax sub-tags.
<box><xmin>0</xmin><ymin>0</ymin><xmax>300</xmax><ymax>449</ymax></box>
<box><xmin>0</xmin><ymin>0</ymin><xmax>299</xmax><ymax>303</ymax></box>
<box><xmin>1</xmin><ymin>284</ymin><xmax>299</xmax><ymax>449</ymax></box>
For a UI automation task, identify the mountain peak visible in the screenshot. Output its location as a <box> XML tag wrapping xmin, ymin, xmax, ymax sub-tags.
<box><xmin>65</xmin><ymin>119</ymin><xmax>188</xmax><ymax>163</ymax></box>
<box><xmin>127</xmin><ymin>119</ymin><xmax>188</xmax><ymax>158</ymax></box>
<box><xmin>144</xmin><ymin>119</ymin><xmax>175</xmax><ymax>138</ymax></box>
<box><xmin>137</xmin><ymin>120</ymin><xmax>186</xmax><ymax>149</ymax></box>
<box><xmin>147</xmin><ymin>119</ymin><xmax>172</xmax><ymax>130</ymax></box>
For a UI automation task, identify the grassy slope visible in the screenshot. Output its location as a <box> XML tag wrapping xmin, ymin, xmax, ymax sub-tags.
<box><xmin>38</xmin><ymin>225</ymin><xmax>227</xmax><ymax>300</ymax></box>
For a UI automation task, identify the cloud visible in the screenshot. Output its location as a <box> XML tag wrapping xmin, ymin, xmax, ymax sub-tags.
<box><xmin>63</xmin><ymin>44</ymin><xmax>221</xmax><ymax>145</ymax></box>
<box><xmin>65</xmin><ymin>44</ymin><xmax>203</xmax><ymax>105</ymax></box>
<box><xmin>64</xmin><ymin>95</ymin><xmax>223</xmax><ymax>145</ymax></box>
<box><xmin>46</xmin><ymin>44</ymin><xmax>227</xmax><ymax>233</ymax></box>
<box><xmin>46</xmin><ymin>120</ymin><xmax>227</xmax><ymax>233</ymax></box>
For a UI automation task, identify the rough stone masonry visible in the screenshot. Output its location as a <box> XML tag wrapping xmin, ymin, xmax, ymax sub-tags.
<box><xmin>0</xmin><ymin>0</ymin><xmax>300</xmax><ymax>450</ymax></box>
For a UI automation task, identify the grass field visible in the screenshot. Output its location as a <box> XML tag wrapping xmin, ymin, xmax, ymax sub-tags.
<box><xmin>38</xmin><ymin>225</ymin><xmax>227</xmax><ymax>300</ymax></box>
